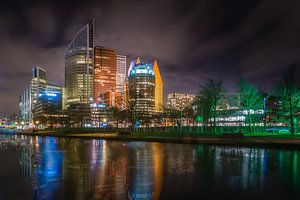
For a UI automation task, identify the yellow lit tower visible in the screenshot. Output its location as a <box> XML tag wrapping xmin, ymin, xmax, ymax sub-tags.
<box><xmin>152</xmin><ymin>60</ymin><xmax>163</xmax><ymax>112</ymax></box>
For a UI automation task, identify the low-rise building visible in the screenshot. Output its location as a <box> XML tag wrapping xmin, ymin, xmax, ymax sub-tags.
<box><xmin>167</xmin><ymin>93</ymin><xmax>196</xmax><ymax>110</ymax></box>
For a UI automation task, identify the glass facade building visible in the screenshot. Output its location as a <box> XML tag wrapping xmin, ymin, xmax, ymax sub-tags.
<box><xmin>152</xmin><ymin>60</ymin><xmax>163</xmax><ymax>112</ymax></box>
<box><xmin>19</xmin><ymin>67</ymin><xmax>65</xmax><ymax>125</ymax></box>
<box><xmin>33</xmin><ymin>84</ymin><xmax>63</xmax><ymax>121</ymax></box>
<box><xmin>19</xmin><ymin>66</ymin><xmax>47</xmax><ymax>123</ymax></box>
<box><xmin>128</xmin><ymin>63</ymin><xmax>156</xmax><ymax>116</ymax></box>
<box><xmin>127</xmin><ymin>58</ymin><xmax>163</xmax><ymax>114</ymax></box>
<box><xmin>65</xmin><ymin>22</ymin><xmax>94</xmax><ymax>106</ymax></box>
<box><xmin>116</xmin><ymin>55</ymin><xmax>127</xmax><ymax>108</ymax></box>
<box><xmin>93</xmin><ymin>46</ymin><xmax>116</xmax><ymax>106</ymax></box>
<box><xmin>19</xmin><ymin>86</ymin><xmax>32</xmax><ymax>123</ymax></box>
<box><xmin>31</xmin><ymin>66</ymin><xmax>47</xmax><ymax>110</ymax></box>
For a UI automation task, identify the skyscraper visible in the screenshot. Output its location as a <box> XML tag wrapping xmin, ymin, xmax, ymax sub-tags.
<box><xmin>65</xmin><ymin>22</ymin><xmax>94</xmax><ymax>106</ymax></box>
<box><xmin>31</xmin><ymin>66</ymin><xmax>47</xmax><ymax>110</ymax></box>
<box><xmin>19</xmin><ymin>86</ymin><xmax>31</xmax><ymax>123</ymax></box>
<box><xmin>127</xmin><ymin>58</ymin><xmax>163</xmax><ymax>113</ymax></box>
<box><xmin>93</xmin><ymin>46</ymin><xmax>116</xmax><ymax>106</ymax></box>
<box><xmin>19</xmin><ymin>66</ymin><xmax>47</xmax><ymax>123</ymax></box>
<box><xmin>152</xmin><ymin>60</ymin><xmax>163</xmax><ymax>112</ymax></box>
<box><xmin>116</xmin><ymin>55</ymin><xmax>126</xmax><ymax>108</ymax></box>
<box><xmin>128</xmin><ymin>62</ymin><xmax>156</xmax><ymax>117</ymax></box>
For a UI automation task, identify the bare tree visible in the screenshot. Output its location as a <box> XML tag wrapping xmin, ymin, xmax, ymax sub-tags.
<box><xmin>197</xmin><ymin>79</ymin><xmax>224</xmax><ymax>134</ymax></box>
<box><xmin>273</xmin><ymin>64</ymin><xmax>300</xmax><ymax>135</ymax></box>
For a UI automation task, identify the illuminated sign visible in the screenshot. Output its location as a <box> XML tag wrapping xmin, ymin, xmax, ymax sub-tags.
<box><xmin>92</xmin><ymin>103</ymin><xmax>106</xmax><ymax>108</ymax></box>
<box><xmin>39</xmin><ymin>92</ymin><xmax>59</xmax><ymax>97</ymax></box>
<box><xmin>46</xmin><ymin>93</ymin><xmax>57</xmax><ymax>97</ymax></box>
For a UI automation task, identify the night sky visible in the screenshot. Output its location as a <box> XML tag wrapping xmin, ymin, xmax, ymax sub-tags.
<box><xmin>0</xmin><ymin>0</ymin><xmax>300</xmax><ymax>116</ymax></box>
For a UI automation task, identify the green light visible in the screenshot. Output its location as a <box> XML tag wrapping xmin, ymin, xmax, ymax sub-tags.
<box><xmin>197</xmin><ymin>116</ymin><xmax>203</xmax><ymax>123</ymax></box>
<box><xmin>293</xmin><ymin>118</ymin><xmax>298</xmax><ymax>124</ymax></box>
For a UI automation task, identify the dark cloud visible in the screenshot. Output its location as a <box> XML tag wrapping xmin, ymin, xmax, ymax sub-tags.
<box><xmin>0</xmin><ymin>0</ymin><xmax>300</xmax><ymax>115</ymax></box>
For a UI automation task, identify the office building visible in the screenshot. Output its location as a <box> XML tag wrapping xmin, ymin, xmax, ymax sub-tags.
<box><xmin>19</xmin><ymin>67</ymin><xmax>66</xmax><ymax>125</ymax></box>
<box><xmin>91</xmin><ymin>103</ymin><xmax>112</xmax><ymax>127</ymax></box>
<box><xmin>127</xmin><ymin>58</ymin><xmax>163</xmax><ymax>113</ymax></box>
<box><xmin>128</xmin><ymin>62</ymin><xmax>156</xmax><ymax>117</ymax></box>
<box><xmin>65</xmin><ymin>22</ymin><xmax>94</xmax><ymax>106</ymax></box>
<box><xmin>152</xmin><ymin>60</ymin><xmax>163</xmax><ymax>112</ymax></box>
<box><xmin>93</xmin><ymin>46</ymin><xmax>116</xmax><ymax>106</ymax></box>
<box><xmin>116</xmin><ymin>55</ymin><xmax>126</xmax><ymax>108</ymax></box>
<box><xmin>19</xmin><ymin>66</ymin><xmax>47</xmax><ymax>123</ymax></box>
<box><xmin>19</xmin><ymin>86</ymin><xmax>32</xmax><ymax>123</ymax></box>
<box><xmin>167</xmin><ymin>93</ymin><xmax>196</xmax><ymax>110</ymax></box>
<box><xmin>33</xmin><ymin>84</ymin><xmax>66</xmax><ymax>127</ymax></box>
<box><xmin>31</xmin><ymin>66</ymin><xmax>47</xmax><ymax>110</ymax></box>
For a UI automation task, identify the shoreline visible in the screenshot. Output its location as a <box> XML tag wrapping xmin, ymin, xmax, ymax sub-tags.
<box><xmin>10</xmin><ymin>131</ymin><xmax>300</xmax><ymax>150</ymax></box>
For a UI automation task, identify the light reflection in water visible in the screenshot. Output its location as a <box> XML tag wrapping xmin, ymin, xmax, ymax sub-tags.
<box><xmin>0</xmin><ymin>134</ymin><xmax>299</xmax><ymax>200</ymax></box>
<box><xmin>20</xmin><ymin>137</ymin><xmax>63</xmax><ymax>199</ymax></box>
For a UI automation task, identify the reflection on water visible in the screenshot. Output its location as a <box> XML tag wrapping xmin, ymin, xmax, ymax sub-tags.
<box><xmin>20</xmin><ymin>137</ymin><xmax>63</xmax><ymax>199</ymax></box>
<box><xmin>0</xmin><ymin>134</ymin><xmax>300</xmax><ymax>200</ymax></box>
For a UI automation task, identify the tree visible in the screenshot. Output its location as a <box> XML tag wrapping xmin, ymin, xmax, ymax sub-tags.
<box><xmin>272</xmin><ymin>64</ymin><xmax>300</xmax><ymax>135</ymax></box>
<box><xmin>123</xmin><ymin>85</ymin><xmax>149</xmax><ymax>131</ymax></box>
<box><xmin>239</xmin><ymin>79</ymin><xmax>264</xmax><ymax>133</ymax></box>
<box><xmin>162</xmin><ymin>106</ymin><xmax>179</xmax><ymax>130</ymax></box>
<box><xmin>122</xmin><ymin>91</ymin><xmax>136</xmax><ymax>131</ymax></box>
<box><xmin>197</xmin><ymin>79</ymin><xmax>224</xmax><ymax>134</ymax></box>
<box><xmin>182</xmin><ymin>104</ymin><xmax>195</xmax><ymax>131</ymax></box>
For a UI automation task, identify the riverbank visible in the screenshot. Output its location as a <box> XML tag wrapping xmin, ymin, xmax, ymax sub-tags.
<box><xmin>12</xmin><ymin>130</ymin><xmax>300</xmax><ymax>149</ymax></box>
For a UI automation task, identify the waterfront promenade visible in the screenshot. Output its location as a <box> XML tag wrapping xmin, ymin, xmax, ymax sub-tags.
<box><xmin>12</xmin><ymin>130</ymin><xmax>300</xmax><ymax>149</ymax></box>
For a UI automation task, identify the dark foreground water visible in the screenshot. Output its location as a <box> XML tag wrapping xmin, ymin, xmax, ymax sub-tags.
<box><xmin>0</xmin><ymin>135</ymin><xmax>299</xmax><ymax>200</ymax></box>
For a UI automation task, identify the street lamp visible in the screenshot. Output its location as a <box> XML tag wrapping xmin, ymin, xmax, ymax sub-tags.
<box><xmin>103</xmin><ymin>118</ymin><xmax>107</xmax><ymax>133</ymax></box>
<box><xmin>35</xmin><ymin>121</ymin><xmax>39</xmax><ymax>130</ymax></box>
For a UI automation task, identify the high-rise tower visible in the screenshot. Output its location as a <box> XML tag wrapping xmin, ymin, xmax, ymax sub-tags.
<box><xmin>31</xmin><ymin>66</ymin><xmax>47</xmax><ymax>108</ymax></box>
<box><xmin>93</xmin><ymin>46</ymin><xmax>116</xmax><ymax>106</ymax></box>
<box><xmin>19</xmin><ymin>66</ymin><xmax>47</xmax><ymax>123</ymax></box>
<box><xmin>65</xmin><ymin>22</ymin><xmax>94</xmax><ymax>106</ymax></box>
<box><xmin>152</xmin><ymin>60</ymin><xmax>163</xmax><ymax>112</ymax></box>
<box><xmin>128</xmin><ymin>62</ymin><xmax>156</xmax><ymax>116</ymax></box>
<box><xmin>116</xmin><ymin>55</ymin><xmax>126</xmax><ymax>108</ymax></box>
<box><xmin>127</xmin><ymin>58</ymin><xmax>163</xmax><ymax>113</ymax></box>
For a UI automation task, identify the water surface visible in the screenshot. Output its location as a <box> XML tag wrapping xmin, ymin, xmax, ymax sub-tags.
<box><xmin>0</xmin><ymin>134</ymin><xmax>299</xmax><ymax>200</ymax></box>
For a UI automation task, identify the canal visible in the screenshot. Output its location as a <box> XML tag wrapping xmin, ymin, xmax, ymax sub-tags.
<box><xmin>0</xmin><ymin>134</ymin><xmax>299</xmax><ymax>200</ymax></box>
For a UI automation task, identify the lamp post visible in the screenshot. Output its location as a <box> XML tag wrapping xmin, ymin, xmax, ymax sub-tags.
<box><xmin>21</xmin><ymin>121</ymin><xmax>25</xmax><ymax>130</ymax></box>
<box><xmin>35</xmin><ymin>121</ymin><xmax>39</xmax><ymax>131</ymax></box>
<box><xmin>103</xmin><ymin>118</ymin><xmax>107</xmax><ymax>133</ymax></box>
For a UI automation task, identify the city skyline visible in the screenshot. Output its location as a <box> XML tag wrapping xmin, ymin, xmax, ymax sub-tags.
<box><xmin>1</xmin><ymin>0</ymin><xmax>300</xmax><ymax>115</ymax></box>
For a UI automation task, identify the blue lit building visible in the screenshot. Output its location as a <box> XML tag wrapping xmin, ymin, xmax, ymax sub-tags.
<box><xmin>33</xmin><ymin>84</ymin><xmax>66</xmax><ymax>127</ymax></box>
<box><xmin>38</xmin><ymin>84</ymin><xmax>62</xmax><ymax>110</ymax></box>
